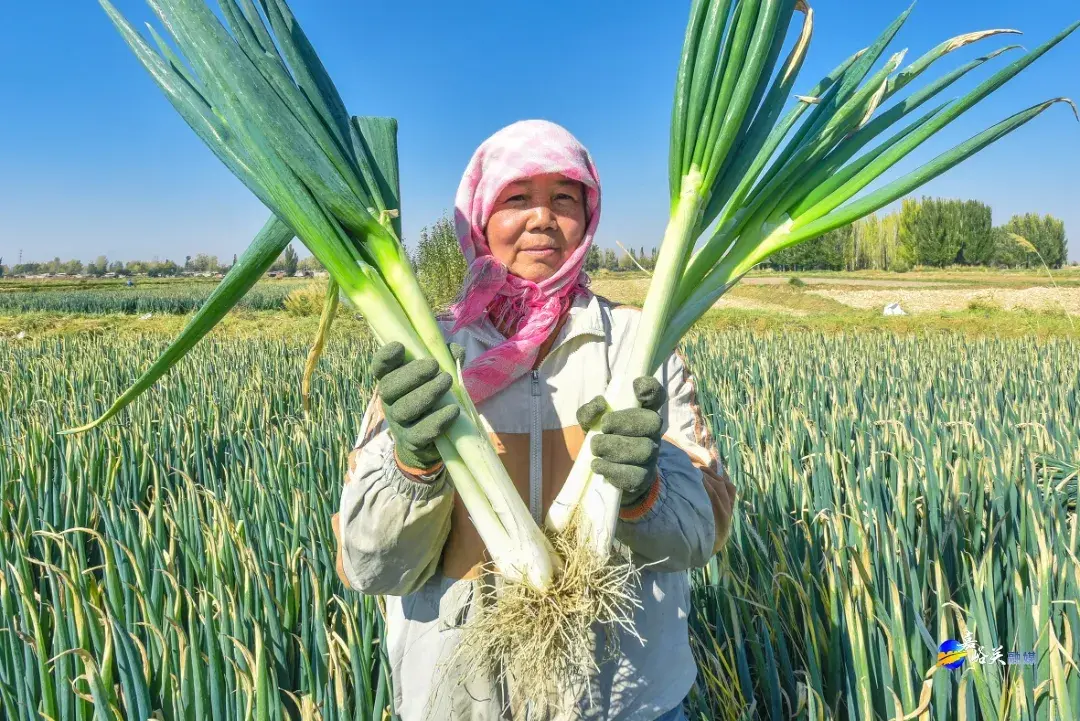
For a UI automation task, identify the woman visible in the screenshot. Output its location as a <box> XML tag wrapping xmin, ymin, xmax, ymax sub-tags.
<box><xmin>334</xmin><ymin>119</ymin><xmax>736</xmax><ymax>721</ymax></box>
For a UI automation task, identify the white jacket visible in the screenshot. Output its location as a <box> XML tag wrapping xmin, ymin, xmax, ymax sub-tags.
<box><xmin>334</xmin><ymin>291</ymin><xmax>731</xmax><ymax>720</ymax></box>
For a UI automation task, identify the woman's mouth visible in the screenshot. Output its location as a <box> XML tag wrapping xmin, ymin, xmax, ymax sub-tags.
<box><xmin>522</xmin><ymin>247</ymin><xmax>558</xmax><ymax>258</ymax></box>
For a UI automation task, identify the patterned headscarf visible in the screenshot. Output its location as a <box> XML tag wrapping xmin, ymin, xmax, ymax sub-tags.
<box><xmin>448</xmin><ymin>119</ymin><xmax>602</xmax><ymax>405</ymax></box>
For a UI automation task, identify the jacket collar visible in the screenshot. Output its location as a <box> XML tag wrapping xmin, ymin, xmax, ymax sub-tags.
<box><xmin>465</xmin><ymin>291</ymin><xmax>607</xmax><ymax>354</ymax></box>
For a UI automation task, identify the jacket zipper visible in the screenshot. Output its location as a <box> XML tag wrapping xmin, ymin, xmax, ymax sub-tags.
<box><xmin>529</xmin><ymin>370</ymin><xmax>542</xmax><ymax>525</ymax></box>
<box><xmin>525</xmin><ymin>323</ymin><xmax>606</xmax><ymax>527</ymax></box>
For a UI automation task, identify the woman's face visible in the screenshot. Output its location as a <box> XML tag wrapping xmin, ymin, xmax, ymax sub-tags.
<box><xmin>485</xmin><ymin>173</ymin><xmax>587</xmax><ymax>282</ymax></box>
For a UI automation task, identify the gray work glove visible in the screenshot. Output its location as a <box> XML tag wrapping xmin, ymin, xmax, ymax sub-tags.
<box><xmin>576</xmin><ymin>377</ymin><xmax>667</xmax><ymax>506</ymax></box>
<box><xmin>372</xmin><ymin>341</ymin><xmax>466</xmax><ymax>472</ymax></box>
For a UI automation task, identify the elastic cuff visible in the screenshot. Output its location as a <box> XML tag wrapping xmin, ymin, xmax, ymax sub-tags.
<box><xmin>393</xmin><ymin>447</ymin><xmax>445</xmax><ymax>482</ymax></box>
<box><xmin>383</xmin><ymin>447</ymin><xmax>448</xmax><ymax>501</ymax></box>
<box><xmin>619</xmin><ymin>471</ymin><xmax>662</xmax><ymax>522</ymax></box>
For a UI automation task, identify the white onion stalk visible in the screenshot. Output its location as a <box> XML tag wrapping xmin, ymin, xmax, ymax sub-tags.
<box><xmin>547</xmin><ymin>175</ymin><xmax>707</xmax><ymax>554</ymax></box>
<box><xmin>78</xmin><ymin>0</ymin><xmax>557</xmax><ymax>591</ymax></box>
<box><xmin>547</xmin><ymin>0</ymin><xmax>1078</xmax><ymax>568</ymax></box>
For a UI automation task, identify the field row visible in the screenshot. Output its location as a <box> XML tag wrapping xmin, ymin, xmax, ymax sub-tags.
<box><xmin>1</xmin><ymin>330</ymin><xmax>1077</xmax><ymax>718</ymax></box>
<box><xmin>0</xmin><ymin>280</ymin><xmax>309</xmax><ymax>315</ymax></box>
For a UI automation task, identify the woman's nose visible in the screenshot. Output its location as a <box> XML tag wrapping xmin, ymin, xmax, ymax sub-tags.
<box><xmin>525</xmin><ymin>203</ymin><xmax>558</xmax><ymax>231</ymax></box>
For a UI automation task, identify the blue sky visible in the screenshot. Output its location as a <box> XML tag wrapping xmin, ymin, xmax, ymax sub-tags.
<box><xmin>1</xmin><ymin>0</ymin><xmax>1077</xmax><ymax>266</ymax></box>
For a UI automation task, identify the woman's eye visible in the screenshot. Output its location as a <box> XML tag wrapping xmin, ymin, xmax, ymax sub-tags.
<box><xmin>504</xmin><ymin>194</ymin><xmax>526</xmax><ymax>203</ymax></box>
<box><xmin>555</xmin><ymin>193</ymin><xmax>578</xmax><ymax>202</ymax></box>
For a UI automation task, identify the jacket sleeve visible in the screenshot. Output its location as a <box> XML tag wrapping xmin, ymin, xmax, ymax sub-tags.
<box><xmin>333</xmin><ymin>393</ymin><xmax>455</xmax><ymax>596</ymax></box>
<box><xmin>614</xmin><ymin>348</ymin><xmax>734</xmax><ymax>572</ymax></box>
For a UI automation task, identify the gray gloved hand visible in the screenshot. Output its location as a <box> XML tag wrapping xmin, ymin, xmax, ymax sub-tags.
<box><xmin>576</xmin><ymin>376</ymin><xmax>667</xmax><ymax>507</ymax></box>
<box><xmin>372</xmin><ymin>341</ymin><xmax>466</xmax><ymax>472</ymax></box>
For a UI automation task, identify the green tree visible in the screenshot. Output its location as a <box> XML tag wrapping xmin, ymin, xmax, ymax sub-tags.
<box><xmin>988</xmin><ymin>227</ymin><xmax>1028</xmax><ymax>267</ymax></box>
<box><xmin>146</xmin><ymin>260</ymin><xmax>180</xmax><ymax>277</ymax></box>
<box><xmin>955</xmin><ymin>200</ymin><xmax>994</xmax><ymax>265</ymax></box>
<box><xmin>282</xmin><ymin>246</ymin><xmax>299</xmax><ymax>276</ymax></box>
<box><xmin>602</xmin><ymin>248</ymin><xmax>618</xmax><ymax>271</ymax></box>
<box><xmin>898</xmin><ymin>197</ymin><xmax>965</xmax><ymax>267</ymax></box>
<box><xmin>412</xmin><ymin>213</ymin><xmax>467</xmax><ymax>311</ymax></box>
<box><xmin>845</xmin><ymin>212</ymin><xmax>904</xmax><ymax>271</ymax></box>
<box><xmin>584</xmin><ymin>245</ymin><xmax>602</xmax><ymax>272</ymax></box>
<box><xmin>617</xmin><ymin>251</ymin><xmax>637</xmax><ymax>271</ymax></box>
<box><xmin>636</xmin><ymin>246</ymin><xmax>656</xmax><ymax>271</ymax></box>
<box><xmin>894</xmin><ymin>197</ymin><xmax>992</xmax><ymax>267</ymax></box>
<box><xmin>770</xmin><ymin>225</ymin><xmax>851</xmax><ymax>270</ymax></box>
<box><xmin>880</xmin><ymin>212</ymin><xmax>901</xmax><ymax>270</ymax></box>
<box><xmin>87</xmin><ymin>255</ymin><xmax>108</xmax><ymax>276</ymax></box>
<box><xmin>849</xmin><ymin>214</ymin><xmax>899</xmax><ymax>271</ymax></box>
<box><xmin>190</xmin><ymin>253</ymin><xmax>220</xmax><ymax>273</ymax></box>
<box><xmin>997</xmin><ymin>213</ymin><xmax>1067</xmax><ymax>268</ymax></box>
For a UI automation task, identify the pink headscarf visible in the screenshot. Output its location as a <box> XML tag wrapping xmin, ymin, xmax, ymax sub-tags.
<box><xmin>448</xmin><ymin>119</ymin><xmax>602</xmax><ymax>405</ymax></box>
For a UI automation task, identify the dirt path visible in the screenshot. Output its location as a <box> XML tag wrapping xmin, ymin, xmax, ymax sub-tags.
<box><xmin>591</xmin><ymin>275</ymin><xmax>1080</xmax><ymax>316</ymax></box>
<box><xmin>742</xmin><ymin>276</ymin><xmax>952</xmax><ymax>287</ymax></box>
<box><xmin>590</xmin><ymin>277</ymin><xmax>808</xmax><ymax>314</ymax></box>
<box><xmin>711</xmin><ymin>296</ymin><xmax>810</xmax><ymax>315</ymax></box>
<box><xmin>811</xmin><ymin>286</ymin><xmax>1080</xmax><ymax>315</ymax></box>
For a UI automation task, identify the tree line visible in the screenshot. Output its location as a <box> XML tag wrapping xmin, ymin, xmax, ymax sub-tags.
<box><xmin>2</xmin><ymin>198</ymin><xmax>1069</xmax><ymax>282</ymax></box>
<box><xmin>583</xmin><ymin>245</ymin><xmax>660</xmax><ymax>273</ymax></box>
<box><xmin>2</xmin><ymin>247</ymin><xmax>323</xmax><ymax>279</ymax></box>
<box><xmin>769</xmin><ymin>197</ymin><xmax>1069</xmax><ymax>272</ymax></box>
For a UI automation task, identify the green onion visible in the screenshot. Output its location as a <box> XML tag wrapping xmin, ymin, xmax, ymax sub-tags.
<box><xmin>73</xmin><ymin>0</ymin><xmax>558</xmax><ymax>590</ymax></box>
<box><xmin>77</xmin><ymin>0</ymin><xmax>1078</xmax><ymax>705</ymax></box>
<box><xmin>547</xmin><ymin>0</ymin><xmax>1078</xmax><ymax>561</ymax></box>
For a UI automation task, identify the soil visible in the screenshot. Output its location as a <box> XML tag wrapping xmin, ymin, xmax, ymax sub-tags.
<box><xmin>811</xmin><ymin>286</ymin><xmax>1080</xmax><ymax>315</ymax></box>
<box><xmin>741</xmin><ymin>277</ymin><xmax>951</xmax><ymax>288</ymax></box>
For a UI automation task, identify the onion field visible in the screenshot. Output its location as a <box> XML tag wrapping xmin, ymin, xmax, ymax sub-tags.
<box><xmin>1</xmin><ymin>329</ymin><xmax>1077</xmax><ymax>720</ymax></box>
<box><xmin>0</xmin><ymin>281</ymin><xmax>306</xmax><ymax>316</ymax></box>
